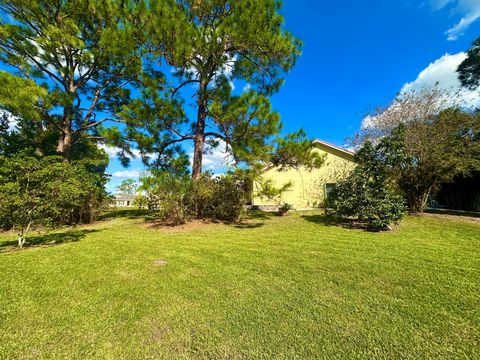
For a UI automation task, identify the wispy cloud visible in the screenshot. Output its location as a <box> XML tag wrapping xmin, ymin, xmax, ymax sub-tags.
<box><xmin>430</xmin><ymin>0</ymin><xmax>480</xmax><ymax>40</ymax></box>
<box><xmin>111</xmin><ymin>169</ymin><xmax>142</xmax><ymax>179</ymax></box>
<box><xmin>98</xmin><ymin>144</ymin><xmax>143</xmax><ymax>160</ymax></box>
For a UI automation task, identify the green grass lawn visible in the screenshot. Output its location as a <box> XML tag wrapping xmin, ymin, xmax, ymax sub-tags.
<box><xmin>0</xmin><ymin>210</ymin><xmax>479</xmax><ymax>359</ymax></box>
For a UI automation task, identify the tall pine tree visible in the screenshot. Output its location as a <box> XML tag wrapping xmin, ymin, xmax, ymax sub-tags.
<box><xmin>132</xmin><ymin>0</ymin><xmax>317</xmax><ymax>178</ymax></box>
<box><xmin>0</xmin><ymin>0</ymin><xmax>147</xmax><ymax>161</ymax></box>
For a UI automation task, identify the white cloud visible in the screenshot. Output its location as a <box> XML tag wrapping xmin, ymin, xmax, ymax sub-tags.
<box><xmin>219</xmin><ymin>54</ymin><xmax>236</xmax><ymax>79</ymax></box>
<box><xmin>183</xmin><ymin>54</ymin><xmax>237</xmax><ymax>85</ymax></box>
<box><xmin>188</xmin><ymin>140</ymin><xmax>234</xmax><ymax>173</ymax></box>
<box><xmin>430</xmin><ymin>0</ymin><xmax>480</xmax><ymax>40</ymax></box>
<box><xmin>112</xmin><ymin>169</ymin><xmax>142</xmax><ymax>179</ymax></box>
<box><xmin>0</xmin><ymin>109</ymin><xmax>19</xmax><ymax>131</ymax></box>
<box><xmin>430</xmin><ymin>0</ymin><xmax>454</xmax><ymax>11</ymax></box>
<box><xmin>362</xmin><ymin>52</ymin><xmax>479</xmax><ymax>130</ymax></box>
<box><xmin>243</xmin><ymin>83</ymin><xmax>251</xmax><ymax>92</ymax></box>
<box><xmin>400</xmin><ymin>52</ymin><xmax>480</xmax><ymax>107</ymax></box>
<box><xmin>98</xmin><ymin>144</ymin><xmax>142</xmax><ymax>159</ymax></box>
<box><xmin>98</xmin><ymin>144</ymin><xmax>120</xmax><ymax>158</ymax></box>
<box><xmin>361</xmin><ymin>115</ymin><xmax>379</xmax><ymax>130</ymax></box>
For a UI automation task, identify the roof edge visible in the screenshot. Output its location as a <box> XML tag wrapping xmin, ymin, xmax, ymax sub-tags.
<box><xmin>260</xmin><ymin>138</ymin><xmax>355</xmax><ymax>173</ymax></box>
<box><xmin>312</xmin><ymin>139</ymin><xmax>355</xmax><ymax>157</ymax></box>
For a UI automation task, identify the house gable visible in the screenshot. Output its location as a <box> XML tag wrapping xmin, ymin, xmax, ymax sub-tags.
<box><xmin>252</xmin><ymin>140</ymin><xmax>355</xmax><ymax>209</ymax></box>
<box><xmin>312</xmin><ymin>139</ymin><xmax>355</xmax><ymax>161</ymax></box>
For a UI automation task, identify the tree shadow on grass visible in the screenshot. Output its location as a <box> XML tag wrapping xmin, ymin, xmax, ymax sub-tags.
<box><xmin>0</xmin><ymin>229</ymin><xmax>99</xmax><ymax>253</ymax></box>
<box><xmin>233</xmin><ymin>221</ymin><xmax>265</xmax><ymax>229</ymax></box>
<box><xmin>232</xmin><ymin>210</ymin><xmax>279</xmax><ymax>229</ymax></box>
<box><xmin>301</xmin><ymin>214</ymin><xmax>372</xmax><ymax>231</ymax></box>
<box><xmin>99</xmin><ymin>208</ymin><xmax>149</xmax><ymax>221</ymax></box>
<box><xmin>245</xmin><ymin>210</ymin><xmax>277</xmax><ymax>220</ymax></box>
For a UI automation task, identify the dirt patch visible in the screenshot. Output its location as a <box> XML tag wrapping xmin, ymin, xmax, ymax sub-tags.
<box><xmin>143</xmin><ymin>216</ymin><xmax>268</xmax><ymax>233</ymax></box>
<box><xmin>144</xmin><ymin>219</ymin><xmax>230</xmax><ymax>233</ymax></box>
<box><xmin>153</xmin><ymin>259</ymin><xmax>168</xmax><ymax>267</ymax></box>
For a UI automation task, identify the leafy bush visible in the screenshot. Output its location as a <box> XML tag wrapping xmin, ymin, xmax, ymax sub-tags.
<box><xmin>326</xmin><ymin>142</ymin><xmax>407</xmax><ymax>230</ymax></box>
<box><xmin>144</xmin><ymin>172</ymin><xmax>192</xmax><ymax>225</ymax></box>
<box><xmin>187</xmin><ymin>175</ymin><xmax>216</xmax><ymax>219</ymax></box>
<box><xmin>133</xmin><ymin>194</ymin><xmax>148</xmax><ymax>209</ymax></box>
<box><xmin>0</xmin><ymin>155</ymin><xmax>109</xmax><ymax>246</ymax></box>
<box><xmin>142</xmin><ymin>172</ymin><xmax>246</xmax><ymax>225</ymax></box>
<box><xmin>278</xmin><ymin>202</ymin><xmax>293</xmax><ymax>213</ymax></box>
<box><xmin>205</xmin><ymin>175</ymin><xmax>247</xmax><ymax>221</ymax></box>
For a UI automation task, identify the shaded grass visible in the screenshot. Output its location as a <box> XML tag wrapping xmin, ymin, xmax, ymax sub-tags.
<box><xmin>0</xmin><ymin>229</ymin><xmax>98</xmax><ymax>252</ymax></box>
<box><xmin>0</xmin><ymin>210</ymin><xmax>478</xmax><ymax>358</ymax></box>
<box><xmin>301</xmin><ymin>213</ymin><xmax>386</xmax><ymax>231</ymax></box>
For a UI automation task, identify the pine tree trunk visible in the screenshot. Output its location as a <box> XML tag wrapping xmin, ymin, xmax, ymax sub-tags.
<box><xmin>57</xmin><ymin>106</ymin><xmax>73</xmax><ymax>162</ymax></box>
<box><xmin>192</xmin><ymin>82</ymin><xmax>208</xmax><ymax>180</ymax></box>
<box><xmin>57</xmin><ymin>82</ymin><xmax>75</xmax><ymax>162</ymax></box>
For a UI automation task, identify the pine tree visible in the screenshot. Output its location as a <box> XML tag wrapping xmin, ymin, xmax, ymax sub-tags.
<box><xmin>138</xmin><ymin>0</ymin><xmax>317</xmax><ymax>178</ymax></box>
<box><xmin>0</xmin><ymin>0</ymin><xmax>147</xmax><ymax>161</ymax></box>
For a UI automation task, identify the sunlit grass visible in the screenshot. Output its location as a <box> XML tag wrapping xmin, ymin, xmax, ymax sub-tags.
<box><xmin>0</xmin><ymin>210</ymin><xmax>478</xmax><ymax>358</ymax></box>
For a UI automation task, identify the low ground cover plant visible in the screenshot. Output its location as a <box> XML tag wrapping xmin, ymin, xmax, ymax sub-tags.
<box><xmin>278</xmin><ymin>202</ymin><xmax>293</xmax><ymax>215</ymax></box>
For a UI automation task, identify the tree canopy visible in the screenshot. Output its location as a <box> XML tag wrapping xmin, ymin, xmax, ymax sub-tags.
<box><xmin>123</xmin><ymin>0</ymin><xmax>319</xmax><ymax>179</ymax></box>
<box><xmin>458</xmin><ymin>37</ymin><xmax>480</xmax><ymax>89</ymax></box>
<box><xmin>0</xmin><ymin>0</ymin><xmax>146</xmax><ymax>161</ymax></box>
<box><xmin>0</xmin><ymin>0</ymin><xmax>324</xmax><ymax>242</ymax></box>
<box><xmin>116</xmin><ymin>178</ymin><xmax>138</xmax><ymax>195</ymax></box>
<box><xmin>354</xmin><ymin>87</ymin><xmax>480</xmax><ymax>213</ymax></box>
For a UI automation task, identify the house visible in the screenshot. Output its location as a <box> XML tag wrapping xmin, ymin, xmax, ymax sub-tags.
<box><xmin>111</xmin><ymin>194</ymin><xmax>136</xmax><ymax>207</ymax></box>
<box><xmin>252</xmin><ymin>139</ymin><xmax>356</xmax><ymax>209</ymax></box>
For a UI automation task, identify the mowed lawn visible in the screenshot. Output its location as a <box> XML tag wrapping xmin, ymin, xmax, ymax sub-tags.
<box><xmin>0</xmin><ymin>210</ymin><xmax>479</xmax><ymax>359</ymax></box>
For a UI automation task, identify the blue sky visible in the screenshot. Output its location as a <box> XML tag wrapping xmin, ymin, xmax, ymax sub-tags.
<box><xmin>107</xmin><ymin>0</ymin><xmax>480</xmax><ymax>191</ymax></box>
<box><xmin>272</xmin><ymin>0</ymin><xmax>480</xmax><ymax>141</ymax></box>
<box><xmin>3</xmin><ymin>1</ymin><xmax>480</xmax><ymax>191</ymax></box>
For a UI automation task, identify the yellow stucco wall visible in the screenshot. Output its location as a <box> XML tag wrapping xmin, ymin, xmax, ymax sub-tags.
<box><xmin>252</xmin><ymin>143</ymin><xmax>355</xmax><ymax>209</ymax></box>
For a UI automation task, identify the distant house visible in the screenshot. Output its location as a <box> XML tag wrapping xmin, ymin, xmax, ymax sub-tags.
<box><xmin>111</xmin><ymin>194</ymin><xmax>136</xmax><ymax>207</ymax></box>
<box><xmin>252</xmin><ymin>139</ymin><xmax>356</xmax><ymax>209</ymax></box>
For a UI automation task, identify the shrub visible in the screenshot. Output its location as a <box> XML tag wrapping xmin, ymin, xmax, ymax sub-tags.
<box><xmin>278</xmin><ymin>202</ymin><xmax>293</xmax><ymax>215</ymax></box>
<box><xmin>187</xmin><ymin>175</ymin><xmax>216</xmax><ymax>219</ymax></box>
<box><xmin>144</xmin><ymin>173</ymin><xmax>192</xmax><ymax>225</ymax></box>
<box><xmin>0</xmin><ymin>155</ymin><xmax>109</xmax><ymax>246</ymax></box>
<box><xmin>142</xmin><ymin>172</ymin><xmax>246</xmax><ymax>225</ymax></box>
<box><xmin>326</xmin><ymin>142</ymin><xmax>407</xmax><ymax>230</ymax></box>
<box><xmin>133</xmin><ymin>194</ymin><xmax>147</xmax><ymax>209</ymax></box>
<box><xmin>207</xmin><ymin>175</ymin><xmax>246</xmax><ymax>221</ymax></box>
